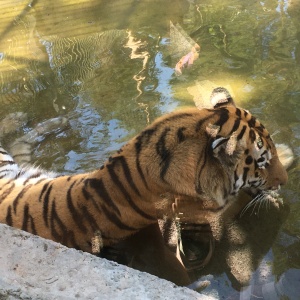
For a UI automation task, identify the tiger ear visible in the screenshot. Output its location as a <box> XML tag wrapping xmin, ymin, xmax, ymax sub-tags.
<box><xmin>210</xmin><ymin>87</ymin><xmax>236</xmax><ymax>109</ymax></box>
<box><xmin>211</xmin><ymin>132</ymin><xmax>239</xmax><ymax>156</ymax></box>
<box><xmin>206</xmin><ymin>124</ymin><xmax>245</xmax><ymax>157</ymax></box>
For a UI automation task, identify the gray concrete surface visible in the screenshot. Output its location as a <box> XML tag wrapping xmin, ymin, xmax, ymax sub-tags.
<box><xmin>0</xmin><ymin>224</ymin><xmax>214</xmax><ymax>300</ymax></box>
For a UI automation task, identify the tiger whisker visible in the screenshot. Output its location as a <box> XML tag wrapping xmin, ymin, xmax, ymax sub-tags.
<box><xmin>263</xmin><ymin>197</ymin><xmax>267</xmax><ymax>212</ymax></box>
<box><xmin>240</xmin><ymin>193</ymin><xmax>265</xmax><ymax>217</ymax></box>
<box><xmin>251</xmin><ymin>196</ymin><xmax>262</xmax><ymax>216</ymax></box>
<box><xmin>240</xmin><ymin>201</ymin><xmax>253</xmax><ymax>217</ymax></box>
<box><xmin>256</xmin><ymin>198</ymin><xmax>262</xmax><ymax>215</ymax></box>
<box><xmin>260</xmin><ymin>193</ymin><xmax>269</xmax><ymax>214</ymax></box>
<box><xmin>240</xmin><ymin>189</ymin><xmax>281</xmax><ymax>218</ymax></box>
<box><xmin>248</xmin><ymin>200</ymin><xmax>256</xmax><ymax>216</ymax></box>
<box><xmin>240</xmin><ymin>195</ymin><xmax>259</xmax><ymax>217</ymax></box>
<box><xmin>240</xmin><ymin>199</ymin><xmax>256</xmax><ymax>216</ymax></box>
<box><xmin>266</xmin><ymin>197</ymin><xmax>271</xmax><ymax>211</ymax></box>
<box><xmin>271</xmin><ymin>130</ymin><xmax>280</xmax><ymax>138</ymax></box>
<box><xmin>257</xmin><ymin>196</ymin><xmax>266</xmax><ymax>216</ymax></box>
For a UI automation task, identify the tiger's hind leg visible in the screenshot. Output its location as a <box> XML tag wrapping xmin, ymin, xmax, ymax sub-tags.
<box><xmin>0</xmin><ymin>112</ymin><xmax>28</xmax><ymax>140</ymax></box>
<box><xmin>0</xmin><ymin>113</ymin><xmax>68</xmax><ymax>178</ymax></box>
<box><xmin>0</xmin><ymin>146</ymin><xmax>19</xmax><ymax>179</ymax></box>
<box><xmin>0</xmin><ymin>112</ymin><xmax>29</xmax><ymax>179</ymax></box>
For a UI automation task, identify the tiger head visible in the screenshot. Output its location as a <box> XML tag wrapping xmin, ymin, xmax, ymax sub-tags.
<box><xmin>199</xmin><ymin>87</ymin><xmax>288</xmax><ymax>206</ymax></box>
<box><xmin>121</xmin><ymin>87</ymin><xmax>288</xmax><ymax>210</ymax></box>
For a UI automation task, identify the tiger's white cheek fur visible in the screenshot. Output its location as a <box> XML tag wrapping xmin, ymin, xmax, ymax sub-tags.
<box><xmin>234</xmin><ymin>175</ymin><xmax>244</xmax><ymax>191</ymax></box>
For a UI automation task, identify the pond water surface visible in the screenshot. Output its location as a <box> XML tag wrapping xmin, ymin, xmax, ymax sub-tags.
<box><xmin>1</xmin><ymin>0</ymin><xmax>300</xmax><ymax>299</ymax></box>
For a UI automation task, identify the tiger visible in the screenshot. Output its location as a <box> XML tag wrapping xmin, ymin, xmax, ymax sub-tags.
<box><xmin>0</xmin><ymin>88</ymin><xmax>287</xmax><ymax>271</ymax></box>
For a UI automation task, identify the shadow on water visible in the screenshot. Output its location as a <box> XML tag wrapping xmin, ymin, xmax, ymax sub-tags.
<box><xmin>0</xmin><ymin>0</ymin><xmax>300</xmax><ymax>298</ymax></box>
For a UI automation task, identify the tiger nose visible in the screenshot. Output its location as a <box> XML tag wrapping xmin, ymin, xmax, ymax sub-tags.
<box><xmin>271</xmin><ymin>169</ymin><xmax>288</xmax><ymax>189</ymax></box>
<box><xmin>280</xmin><ymin>168</ymin><xmax>288</xmax><ymax>185</ymax></box>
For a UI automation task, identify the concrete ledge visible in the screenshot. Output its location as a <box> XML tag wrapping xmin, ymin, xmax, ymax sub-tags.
<box><xmin>0</xmin><ymin>224</ymin><xmax>213</xmax><ymax>300</ymax></box>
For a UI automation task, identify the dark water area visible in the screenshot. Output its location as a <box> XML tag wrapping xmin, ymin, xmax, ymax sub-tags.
<box><xmin>0</xmin><ymin>0</ymin><xmax>299</xmax><ymax>298</ymax></box>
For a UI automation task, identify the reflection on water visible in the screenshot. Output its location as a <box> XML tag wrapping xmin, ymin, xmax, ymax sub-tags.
<box><xmin>0</xmin><ymin>0</ymin><xmax>299</xmax><ymax>297</ymax></box>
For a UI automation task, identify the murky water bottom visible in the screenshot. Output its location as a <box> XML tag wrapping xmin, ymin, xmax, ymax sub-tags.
<box><xmin>0</xmin><ymin>0</ymin><xmax>300</xmax><ymax>298</ymax></box>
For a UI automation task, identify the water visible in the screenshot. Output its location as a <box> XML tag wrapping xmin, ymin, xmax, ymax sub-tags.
<box><xmin>0</xmin><ymin>0</ymin><xmax>299</xmax><ymax>298</ymax></box>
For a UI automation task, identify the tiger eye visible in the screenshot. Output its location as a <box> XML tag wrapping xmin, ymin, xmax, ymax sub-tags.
<box><xmin>257</xmin><ymin>137</ymin><xmax>263</xmax><ymax>149</ymax></box>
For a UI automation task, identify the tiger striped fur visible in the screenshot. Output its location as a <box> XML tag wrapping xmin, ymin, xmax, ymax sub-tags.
<box><xmin>0</xmin><ymin>89</ymin><xmax>288</xmax><ymax>255</ymax></box>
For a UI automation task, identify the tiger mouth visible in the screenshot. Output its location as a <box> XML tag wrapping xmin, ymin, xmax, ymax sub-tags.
<box><xmin>244</xmin><ymin>185</ymin><xmax>283</xmax><ymax>203</ymax></box>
